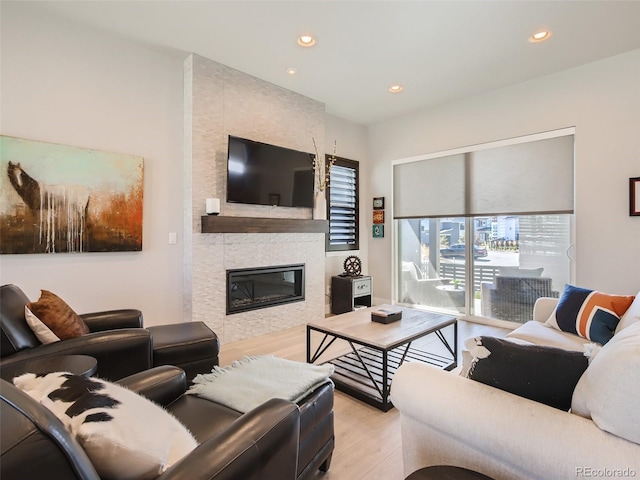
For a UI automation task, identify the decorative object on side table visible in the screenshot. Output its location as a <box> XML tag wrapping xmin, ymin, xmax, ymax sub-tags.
<box><xmin>371</xmin><ymin>304</ymin><xmax>403</xmax><ymax>324</ymax></box>
<box><xmin>343</xmin><ymin>255</ymin><xmax>362</xmax><ymax>276</ymax></box>
<box><xmin>373</xmin><ymin>197</ymin><xmax>384</xmax><ymax>210</ymax></box>
<box><xmin>630</xmin><ymin>177</ymin><xmax>640</xmax><ymax>216</ymax></box>
<box><xmin>372</xmin><ymin>224</ymin><xmax>384</xmax><ymax>238</ymax></box>
<box><xmin>311</xmin><ymin>137</ymin><xmax>337</xmax><ymax>220</ymax></box>
<box><xmin>373</xmin><ymin>210</ymin><xmax>384</xmax><ymax>224</ymax></box>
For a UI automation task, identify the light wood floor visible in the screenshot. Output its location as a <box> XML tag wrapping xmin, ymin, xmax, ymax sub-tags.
<box><xmin>218</xmin><ymin>318</ymin><xmax>510</xmax><ymax>480</ymax></box>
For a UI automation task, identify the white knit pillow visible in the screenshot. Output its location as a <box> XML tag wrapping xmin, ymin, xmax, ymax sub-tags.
<box><xmin>14</xmin><ymin>372</ymin><xmax>198</xmax><ymax>480</ymax></box>
<box><xmin>571</xmin><ymin>322</ymin><xmax>640</xmax><ymax>444</ymax></box>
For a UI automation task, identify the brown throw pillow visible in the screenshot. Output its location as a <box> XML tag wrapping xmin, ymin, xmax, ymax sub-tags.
<box><xmin>27</xmin><ymin>290</ymin><xmax>89</xmax><ymax>340</ymax></box>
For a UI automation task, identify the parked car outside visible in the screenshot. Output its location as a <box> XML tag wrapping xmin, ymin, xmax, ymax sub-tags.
<box><xmin>440</xmin><ymin>243</ymin><xmax>488</xmax><ymax>259</ymax></box>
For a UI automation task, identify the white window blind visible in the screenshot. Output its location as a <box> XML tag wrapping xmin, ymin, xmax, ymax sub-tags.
<box><xmin>393</xmin><ymin>153</ymin><xmax>466</xmax><ymax>218</ymax></box>
<box><xmin>327</xmin><ymin>158</ymin><xmax>359</xmax><ymax>251</ymax></box>
<box><xmin>393</xmin><ymin>133</ymin><xmax>574</xmax><ymax>219</ymax></box>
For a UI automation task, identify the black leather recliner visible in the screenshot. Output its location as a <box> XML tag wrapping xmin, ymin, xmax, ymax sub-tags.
<box><xmin>0</xmin><ymin>366</ymin><xmax>301</xmax><ymax>480</ymax></box>
<box><xmin>0</xmin><ymin>284</ymin><xmax>221</xmax><ymax>382</ymax></box>
<box><xmin>0</xmin><ymin>284</ymin><xmax>152</xmax><ymax>381</ymax></box>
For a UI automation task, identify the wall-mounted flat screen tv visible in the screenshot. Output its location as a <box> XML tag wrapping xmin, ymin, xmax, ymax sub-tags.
<box><xmin>227</xmin><ymin>135</ymin><xmax>315</xmax><ymax>208</ymax></box>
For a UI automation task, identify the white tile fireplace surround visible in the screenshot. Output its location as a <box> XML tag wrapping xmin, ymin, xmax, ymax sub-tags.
<box><xmin>184</xmin><ymin>53</ymin><xmax>328</xmax><ymax>344</ymax></box>
<box><xmin>190</xmin><ymin>232</ymin><xmax>325</xmax><ymax>343</ymax></box>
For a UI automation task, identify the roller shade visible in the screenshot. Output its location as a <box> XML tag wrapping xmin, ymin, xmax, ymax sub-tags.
<box><xmin>393</xmin><ymin>153</ymin><xmax>466</xmax><ymax>218</ymax></box>
<box><xmin>394</xmin><ymin>134</ymin><xmax>574</xmax><ymax>219</ymax></box>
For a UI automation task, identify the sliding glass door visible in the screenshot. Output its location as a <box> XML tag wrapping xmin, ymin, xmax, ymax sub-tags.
<box><xmin>394</xmin><ymin>130</ymin><xmax>574</xmax><ymax>324</ymax></box>
<box><xmin>397</xmin><ymin>214</ymin><xmax>571</xmax><ymax>322</ymax></box>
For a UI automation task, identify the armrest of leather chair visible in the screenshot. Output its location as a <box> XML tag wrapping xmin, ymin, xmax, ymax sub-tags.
<box><xmin>80</xmin><ymin>309</ymin><xmax>143</xmax><ymax>331</ymax></box>
<box><xmin>158</xmin><ymin>398</ymin><xmax>300</xmax><ymax>480</ymax></box>
<box><xmin>0</xmin><ymin>329</ymin><xmax>152</xmax><ymax>381</ymax></box>
<box><xmin>117</xmin><ymin>365</ymin><xmax>187</xmax><ymax>406</ymax></box>
<box><xmin>0</xmin><ymin>379</ymin><xmax>100</xmax><ymax>480</ymax></box>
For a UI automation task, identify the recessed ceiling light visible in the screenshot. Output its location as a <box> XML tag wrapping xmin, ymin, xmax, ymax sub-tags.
<box><xmin>286</xmin><ymin>67</ymin><xmax>297</xmax><ymax>75</ymax></box>
<box><xmin>297</xmin><ymin>35</ymin><xmax>316</xmax><ymax>47</ymax></box>
<box><xmin>529</xmin><ymin>30</ymin><xmax>552</xmax><ymax>43</ymax></box>
<box><xmin>388</xmin><ymin>84</ymin><xmax>404</xmax><ymax>93</ymax></box>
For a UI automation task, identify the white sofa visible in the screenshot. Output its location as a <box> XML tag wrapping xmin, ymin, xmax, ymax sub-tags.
<box><xmin>392</xmin><ymin>296</ymin><xmax>640</xmax><ymax>480</ymax></box>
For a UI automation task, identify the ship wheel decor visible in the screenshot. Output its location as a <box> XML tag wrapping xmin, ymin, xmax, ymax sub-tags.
<box><xmin>343</xmin><ymin>255</ymin><xmax>362</xmax><ymax>277</ymax></box>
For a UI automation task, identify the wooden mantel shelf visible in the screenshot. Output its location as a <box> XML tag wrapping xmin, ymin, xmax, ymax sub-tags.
<box><xmin>201</xmin><ymin>215</ymin><xmax>329</xmax><ymax>234</ymax></box>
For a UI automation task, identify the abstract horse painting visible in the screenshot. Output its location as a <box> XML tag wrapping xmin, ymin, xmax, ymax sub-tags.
<box><xmin>1</xmin><ymin>136</ymin><xmax>143</xmax><ymax>254</ymax></box>
<box><xmin>7</xmin><ymin>161</ymin><xmax>90</xmax><ymax>253</ymax></box>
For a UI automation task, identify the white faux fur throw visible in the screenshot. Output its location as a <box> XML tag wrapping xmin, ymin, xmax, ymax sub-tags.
<box><xmin>187</xmin><ymin>355</ymin><xmax>334</xmax><ymax>413</ymax></box>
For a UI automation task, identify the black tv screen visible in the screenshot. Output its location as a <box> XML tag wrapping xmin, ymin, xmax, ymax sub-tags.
<box><xmin>226</xmin><ymin>135</ymin><xmax>315</xmax><ymax>208</ymax></box>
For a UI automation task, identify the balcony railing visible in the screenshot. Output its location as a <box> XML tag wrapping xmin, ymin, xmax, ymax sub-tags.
<box><xmin>438</xmin><ymin>264</ymin><xmax>500</xmax><ymax>292</ymax></box>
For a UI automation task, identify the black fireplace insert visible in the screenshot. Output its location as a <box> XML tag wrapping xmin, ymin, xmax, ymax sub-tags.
<box><xmin>227</xmin><ymin>264</ymin><xmax>305</xmax><ymax>314</ymax></box>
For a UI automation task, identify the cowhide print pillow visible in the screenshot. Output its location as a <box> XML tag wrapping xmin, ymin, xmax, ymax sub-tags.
<box><xmin>26</xmin><ymin>290</ymin><xmax>89</xmax><ymax>340</ymax></box>
<box><xmin>14</xmin><ymin>372</ymin><xmax>198</xmax><ymax>480</ymax></box>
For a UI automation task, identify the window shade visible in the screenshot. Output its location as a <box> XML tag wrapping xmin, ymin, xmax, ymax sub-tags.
<box><xmin>469</xmin><ymin>136</ymin><xmax>574</xmax><ymax>216</ymax></box>
<box><xmin>393</xmin><ymin>153</ymin><xmax>466</xmax><ymax>218</ymax></box>
<box><xmin>393</xmin><ymin>134</ymin><xmax>574</xmax><ymax>219</ymax></box>
<box><xmin>327</xmin><ymin>160</ymin><xmax>359</xmax><ymax>251</ymax></box>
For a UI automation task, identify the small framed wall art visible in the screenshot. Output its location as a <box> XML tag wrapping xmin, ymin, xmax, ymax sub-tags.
<box><xmin>373</xmin><ymin>210</ymin><xmax>384</xmax><ymax>224</ymax></box>
<box><xmin>373</xmin><ymin>197</ymin><xmax>385</xmax><ymax>210</ymax></box>
<box><xmin>631</xmin><ymin>177</ymin><xmax>640</xmax><ymax>216</ymax></box>
<box><xmin>372</xmin><ymin>224</ymin><xmax>384</xmax><ymax>238</ymax></box>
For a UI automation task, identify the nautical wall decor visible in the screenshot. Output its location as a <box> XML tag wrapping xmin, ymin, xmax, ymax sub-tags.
<box><xmin>1</xmin><ymin>135</ymin><xmax>144</xmax><ymax>254</ymax></box>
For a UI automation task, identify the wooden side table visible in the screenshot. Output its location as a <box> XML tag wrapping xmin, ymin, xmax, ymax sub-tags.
<box><xmin>330</xmin><ymin>275</ymin><xmax>372</xmax><ymax>314</ymax></box>
<box><xmin>0</xmin><ymin>355</ymin><xmax>97</xmax><ymax>382</ymax></box>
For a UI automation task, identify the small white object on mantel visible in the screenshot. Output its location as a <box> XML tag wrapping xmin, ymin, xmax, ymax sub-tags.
<box><xmin>206</xmin><ymin>198</ymin><xmax>220</xmax><ymax>215</ymax></box>
<box><xmin>313</xmin><ymin>191</ymin><xmax>327</xmax><ymax>220</ymax></box>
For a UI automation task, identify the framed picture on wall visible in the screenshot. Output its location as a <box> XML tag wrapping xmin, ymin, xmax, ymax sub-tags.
<box><xmin>373</xmin><ymin>210</ymin><xmax>384</xmax><ymax>224</ymax></box>
<box><xmin>1</xmin><ymin>135</ymin><xmax>144</xmax><ymax>254</ymax></box>
<box><xmin>372</xmin><ymin>224</ymin><xmax>384</xmax><ymax>238</ymax></box>
<box><xmin>373</xmin><ymin>197</ymin><xmax>384</xmax><ymax>210</ymax></box>
<box><xmin>631</xmin><ymin>177</ymin><xmax>640</xmax><ymax>216</ymax></box>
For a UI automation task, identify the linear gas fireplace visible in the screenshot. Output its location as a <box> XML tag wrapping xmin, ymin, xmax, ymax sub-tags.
<box><xmin>227</xmin><ymin>264</ymin><xmax>305</xmax><ymax>314</ymax></box>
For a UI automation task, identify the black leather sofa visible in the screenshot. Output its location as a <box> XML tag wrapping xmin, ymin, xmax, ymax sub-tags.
<box><xmin>0</xmin><ymin>284</ymin><xmax>220</xmax><ymax>382</ymax></box>
<box><xmin>0</xmin><ymin>366</ymin><xmax>301</xmax><ymax>480</ymax></box>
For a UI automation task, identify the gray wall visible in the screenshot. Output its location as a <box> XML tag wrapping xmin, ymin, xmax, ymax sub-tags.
<box><xmin>1</xmin><ymin>2</ymin><xmax>186</xmax><ymax>323</ymax></box>
<box><xmin>367</xmin><ymin>49</ymin><xmax>640</xmax><ymax>301</ymax></box>
<box><xmin>0</xmin><ymin>3</ymin><xmax>369</xmax><ymax>327</ymax></box>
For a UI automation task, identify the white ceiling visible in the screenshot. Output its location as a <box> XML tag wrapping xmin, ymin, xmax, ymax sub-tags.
<box><xmin>28</xmin><ymin>0</ymin><xmax>640</xmax><ymax>125</ymax></box>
